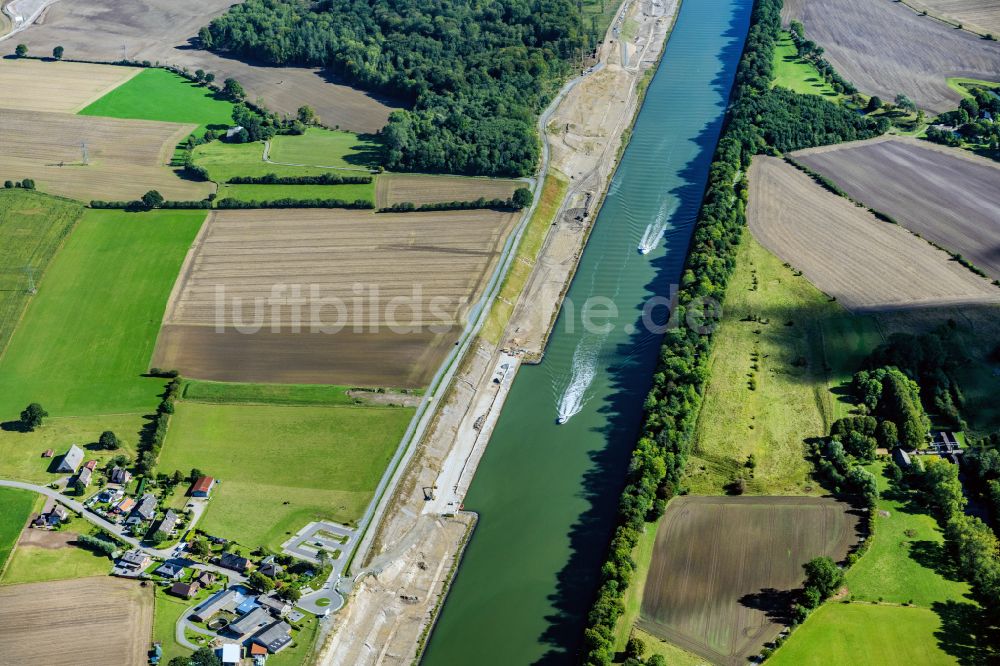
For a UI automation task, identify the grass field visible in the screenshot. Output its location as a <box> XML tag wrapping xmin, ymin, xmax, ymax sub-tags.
<box><xmin>0</xmin><ymin>488</ymin><xmax>36</xmax><ymax>576</ymax></box>
<box><xmin>79</xmin><ymin>68</ymin><xmax>235</xmax><ymax>130</ymax></box>
<box><xmin>0</xmin><ymin>413</ymin><xmax>141</xmax><ymax>484</ymax></box>
<box><xmin>0</xmin><ymin>190</ymin><xmax>82</xmax><ymax>357</ymax></box>
<box><xmin>768</xmin><ymin>603</ymin><xmax>957</xmax><ymax>666</ymax></box>
<box><xmin>846</xmin><ymin>463</ymin><xmax>971</xmax><ymax>606</ymax></box>
<box><xmin>0</xmin><ymin>208</ymin><xmax>206</xmax><ymax>421</ymax></box>
<box><xmin>481</xmin><ymin>173</ymin><xmax>566</xmax><ymax>344</ymax></box>
<box><xmin>217</xmin><ymin>182</ymin><xmax>375</xmax><ymax>205</ymax></box>
<box><xmin>771</xmin><ymin>31</ymin><xmax>840</xmax><ymax>98</ymax></box>
<box><xmin>193</xmin><ymin>140</ymin><xmax>370</xmax><ymax>184</ymax></box>
<box><xmin>159</xmin><ymin>401</ymin><xmax>412</xmax><ymax>549</ymax></box>
<box><xmin>153</xmin><ymin>585</ymin><xmax>192</xmax><ymax>664</ymax></box>
<box><xmin>687</xmin><ymin>234</ymin><xmax>880</xmax><ymax>494</ymax></box>
<box><xmin>181</xmin><ymin>379</ymin><xmax>358</xmax><ymax>406</ymax></box>
<box><xmin>2</xmin><ymin>537</ymin><xmax>112</xmax><ymax>585</ymax></box>
<box><xmin>268</xmin><ymin>127</ymin><xmax>381</xmax><ymax>169</ymax></box>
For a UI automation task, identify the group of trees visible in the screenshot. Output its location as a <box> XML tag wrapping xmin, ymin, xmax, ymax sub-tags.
<box><xmin>19</xmin><ymin>403</ymin><xmax>47</xmax><ymax>431</ymax></box>
<box><xmin>227</xmin><ymin>173</ymin><xmax>371</xmax><ymax>185</ymax></box>
<box><xmin>929</xmin><ymin>87</ymin><xmax>1000</xmax><ymax>151</ymax></box>
<box><xmin>13</xmin><ymin>44</ymin><xmax>64</xmax><ymax>59</ymax></box>
<box><xmin>136</xmin><ymin>378</ymin><xmax>180</xmax><ymax>476</ymax></box>
<box><xmin>198</xmin><ymin>0</ymin><xmax>591</xmax><ymax>176</ymax></box>
<box><xmin>787</xmin><ymin>20</ymin><xmax>856</xmax><ymax>96</ymax></box>
<box><xmin>90</xmin><ymin>191</ymin><xmax>214</xmax><ymax>211</ymax></box>
<box><xmin>77</xmin><ymin>533</ymin><xmax>119</xmax><ymax>558</ymax></box>
<box><xmin>5</xmin><ymin>179</ymin><xmax>36</xmax><ymax>190</ymax></box>
<box><xmin>381</xmin><ymin>187</ymin><xmax>532</xmax><ymax>213</ymax></box>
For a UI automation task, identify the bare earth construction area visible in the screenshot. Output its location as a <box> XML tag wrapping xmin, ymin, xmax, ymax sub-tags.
<box><xmin>792</xmin><ymin>137</ymin><xmax>1000</xmax><ymax>281</ymax></box>
<box><xmin>782</xmin><ymin>0</ymin><xmax>1000</xmax><ymax>112</ymax></box>
<box><xmin>153</xmin><ymin>208</ymin><xmax>519</xmax><ymax>387</ymax></box>
<box><xmin>638</xmin><ymin>496</ymin><xmax>861</xmax><ymax>666</ymax></box>
<box><xmin>14</xmin><ymin>0</ymin><xmax>401</xmax><ymax>133</ymax></box>
<box><xmin>748</xmin><ymin>156</ymin><xmax>1000</xmax><ymax>312</ymax></box>
<box><xmin>0</xmin><ymin>108</ymin><xmax>213</xmax><ymax>201</ymax></box>
<box><xmin>0</xmin><ymin>577</ymin><xmax>153</xmax><ymax>665</ymax></box>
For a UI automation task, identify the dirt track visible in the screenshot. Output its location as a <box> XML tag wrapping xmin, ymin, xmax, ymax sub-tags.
<box><xmin>0</xmin><ymin>108</ymin><xmax>214</xmax><ymax>201</ymax></box>
<box><xmin>16</xmin><ymin>0</ymin><xmax>402</xmax><ymax>133</ymax></box>
<box><xmin>0</xmin><ymin>577</ymin><xmax>152</xmax><ymax>665</ymax></box>
<box><xmin>153</xmin><ymin>208</ymin><xmax>518</xmax><ymax>387</ymax></box>
<box><xmin>638</xmin><ymin>496</ymin><xmax>860</xmax><ymax>666</ymax></box>
<box><xmin>793</xmin><ymin>137</ymin><xmax>1000</xmax><ymax>281</ymax></box>
<box><xmin>783</xmin><ymin>0</ymin><xmax>1000</xmax><ymax>112</ymax></box>
<box><xmin>748</xmin><ymin>156</ymin><xmax>1000</xmax><ymax>312</ymax></box>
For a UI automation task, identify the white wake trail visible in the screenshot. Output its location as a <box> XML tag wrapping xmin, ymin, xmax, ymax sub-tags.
<box><xmin>637</xmin><ymin>199</ymin><xmax>677</xmax><ymax>255</ymax></box>
<box><xmin>556</xmin><ymin>337</ymin><xmax>601</xmax><ymax>424</ymax></box>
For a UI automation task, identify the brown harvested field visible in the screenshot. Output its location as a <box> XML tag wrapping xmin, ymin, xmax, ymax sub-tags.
<box><xmin>0</xmin><ymin>576</ymin><xmax>152</xmax><ymax>665</ymax></box>
<box><xmin>0</xmin><ymin>59</ymin><xmax>140</xmax><ymax>113</ymax></box>
<box><xmin>375</xmin><ymin>174</ymin><xmax>524</xmax><ymax>209</ymax></box>
<box><xmin>905</xmin><ymin>0</ymin><xmax>1000</xmax><ymax>36</ymax></box>
<box><xmin>152</xmin><ymin>208</ymin><xmax>519</xmax><ymax>387</ymax></box>
<box><xmin>0</xmin><ymin>108</ymin><xmax>214</xmax><ymax>202</ymax></box>
<box><xmin>639</xmin><ymin>496</ymin><xmax>861</xmax><ymax>666</ymax></box>
<box><xmin>792</xmin><ymin>137</ymin><xmax>1000</xmax><ymax>281</ymax></box>
<box><xmin>18</xmin><ymin>0</ymin><xmax>403</xmax><ymax>133</ymax></box>
<box><xmin>783</xmin><ymin>0</ymin><xmax>1000</xmax><ymax>112</ymax></box>
<box><xmin>748</xmin><ymin>156</ymin><xmax>1000</xmax><ymax>312</ymax></box>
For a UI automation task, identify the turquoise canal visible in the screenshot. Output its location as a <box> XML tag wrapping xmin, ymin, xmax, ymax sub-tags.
<box><xmin>422</xmin><ymin>0</ymin><xmax>753</xmax><ymax>662</ymax></box>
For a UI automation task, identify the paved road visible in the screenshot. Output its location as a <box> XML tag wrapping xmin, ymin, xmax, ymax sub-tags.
<box><xmin>0</xmin><ymin>479</ymin><xmax>244</xmax><ymax>582</ymax></box>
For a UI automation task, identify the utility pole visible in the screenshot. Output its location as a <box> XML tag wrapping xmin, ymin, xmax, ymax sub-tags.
<box><xmin>22</xmin><ymin>265</ymin><xmax>37</xmax><ymax>294</ymax></box>
<box><xmin>81</xmin><ymin>141</ymin><xmax>89</xmax><ymax>165</ymax></box>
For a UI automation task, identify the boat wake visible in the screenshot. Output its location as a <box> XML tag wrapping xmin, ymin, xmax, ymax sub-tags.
<box><xmin>637</xmin><ymin>200</ymin><xmax>677</xmax><ymax>255</ymax></box>
<box><xmin>556</xmin><ymin>337</ymin><xmax>601</xmax><ymax>424</ymax></box>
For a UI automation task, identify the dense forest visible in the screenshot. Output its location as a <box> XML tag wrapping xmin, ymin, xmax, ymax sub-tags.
<box><xmin>199</xmin><ymin>0</ymin><xmax>589</xmax><ymax>176</ymax></box>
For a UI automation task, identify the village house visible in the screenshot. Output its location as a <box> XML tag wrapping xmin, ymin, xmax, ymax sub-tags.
<box><xmin>168</xmin><ymin>581</ymin><xmax>200</xmax><ymax>599</ymax></box>
<box><xmin>219</xmin><ymin>552</ymin><xmax>251</xmax><ymax>573</ymax></box>
<box><xmin>252</xmin><ymin>620</ymin><xmax>293</xmax><ymax>653</ymax></box>
<box><xmin>32</xmin><ymin>500</ymin><xmax>68</xmax><ymax>528</ymax></box>
<box><xmin>258</xmin><ymin>593</ymin><xmax>291</xmax><ymax>617</ymax></box>
<box><xmin>110</xmin><ymin>466</ymin><xmax>132</xmax><ymax>485</ymax></box>
<box><xmin>133</xmin><ymin>493</ymin><xmax>157</xmax><ymax>521</ymax></box>
<box><xmin>84</xmin><ymin>460</ymin><xmax>97</xmax><ymax>471</ymax></box>
<box><xmin>56</xmin><ymin>444</ymin><xmax>84</xmax><ymax>473</ymax></box>
<box><xmin>156</xmin><ymin>509</ymin><xmax>179</xmax><ymax>536</ymax></box>
<box><xmin>115</xmin><ymin>549</ymin><xmax>151</xmax><ymax>576</ymax></box>
<box><xmin>196</xmin><ymin>571</ymin><xmax>217</xmax><ymax>587</ymax></box>
<box><xmin>77</xmin><ymin>466</ymin><xmax>93</xmax><ymax>488</ymax></box>
<box><xmin>155</xmin><ymin>561</ymin><xmax>184</xmax><ymax>580</ymax></box>
<box><xmin>115</xmin><ymin>496</ymin><xmax>136</xmax><ymax>514</ymax></box>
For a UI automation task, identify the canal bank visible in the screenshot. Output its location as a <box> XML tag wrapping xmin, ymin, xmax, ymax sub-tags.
<box><xmin>421</xmin><ymin>0</ymin><xmax>754</xmax><ymax>662</ymax></box>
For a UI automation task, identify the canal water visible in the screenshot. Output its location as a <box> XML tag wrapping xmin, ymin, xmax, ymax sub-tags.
<box><xmin>422</xmin><ymin>0</ymin><xmax>753</xmax><ymax>662</ymax></box>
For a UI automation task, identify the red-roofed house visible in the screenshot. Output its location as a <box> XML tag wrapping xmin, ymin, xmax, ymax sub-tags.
<box><xmin>84</xmin><ymin>460</ymin><xmax>98</xmax><ymax>471</ymax></box>
<box><xmin>190</xmin><ymin>476</ymin><xmax>214</xmax><ymax>497</ymax></box>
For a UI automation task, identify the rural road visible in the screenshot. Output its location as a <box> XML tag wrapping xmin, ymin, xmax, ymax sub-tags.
<box><xmin>0</xmin><ymin>0</ymin><xmax>54</xmax><ymax>41</ymax></box>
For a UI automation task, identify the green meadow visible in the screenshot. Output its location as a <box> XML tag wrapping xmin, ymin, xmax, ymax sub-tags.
<box><xmin>159</xmin><ymin>401</ymin><xmax>412</xmax><ymax>549</ymax></box>
<box><xmin>78</xmin><ymin>68</ymin><xmax>235</xmax><ymax>129</ymax></box>
<box><xmin>771</xmin><ymin>31</ymin><xmax>840</xmax><ymax>99</ymax></box>
<box><xmin>0</xmin><ymin>487</ymin><xmax>36</xmax><ymax>575</ymax></box>
<box><xmin>268</xmin><ymin>128</ymin><xmax>381</xmax><ymax>169</ymax></box>
<box><xmin>0</xmin><ymin>191</ymin><xmax>82</xmax><ymax>358</ymax></box>
<box><xmin>0</xmin><ymin>208</ymin><xmax>206</xmax><ymax>420</ymax></box>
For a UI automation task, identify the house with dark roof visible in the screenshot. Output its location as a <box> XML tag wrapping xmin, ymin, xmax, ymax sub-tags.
<box><xmin>252</xmin><ymin>620</ymin><xmax>293</xmax><ymax>653</ymax></box>
<box><xmin>169</xmin><ymin>581</ymin><xmax>200</xmax><ymax>599</ymax></box>
<box><xmin>893</xmin><ymin>447</ymin><xmax>912</xmax><ymax>469</ymax></box>
<box><xmin>197</xmin><ymin>571</ymin><xmax>217</xmax><ymax>587</ymax></box>
<box><xmin>157</xmin><ymin>509</ymin><xmax>179</xmax><ymax>535</ymax></box>
<box><xmin>110</xmin><ymin>467</ymin><xmax>132</xmax><ymax>485</ymax></box>
<box><xmin>56</xmin><ymin>444</ymin><xmax>84</xmax><ymax>473</ymax></box>
<box><xmin>190</xmin><ymin>476</ymin><xmax>214</xmax><ymax>497</ymax></box>
<box><xmin>155</xmin><ymin>561</ymin><xmax>184</xmax><ymax>580</ymax></box>
<box><xmin>133</xmin><ymin>493</ymin><xmax>157</xmax><ymax>521</ymax></box>
<box><xmin>219</xmin><ymin>552</ymin><xmax>251</xmax><ymax>573</ymax></box>
<box><xmin>258</xmin><ymin>594</ymin><xmax>291</xmax><ymax>617</ymax></box>
<box><xmin>77</xmin><ymin>466</ymin><xmax>93</xmax><ymax>488</ymax></box>
<box><xmin>228</xmin><ymin>607</ymin><xmax>274</xmax><ymax>638</ymax></box>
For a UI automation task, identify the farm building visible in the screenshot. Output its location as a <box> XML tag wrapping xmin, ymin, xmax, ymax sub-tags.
<box><xmin>84</xmin><ymin>460</ymin><xmax>98</xmax><ymax>471</ymax></box>
<box><xmin>110</xmin><ymin>467</ymin><xmax>132</xmax><ymax>485</ymax></box>
<box><xmin>56</xmin><ymin>444</ymin><xmax>84</xmax><ymax>473</ymax></box>
<box><xmin>229</xmin><ymin>607</ymin><xmax>273</xmax><ymax>638</ymax></box>
<box><xmin>192</xmin><ymin>588</ymin><xmax>241</xmax><ymax>623</ymax></box>
<box><xmin>169</xmin><ymin>581</ymin><xmax>200</xmax><ymax>599</ymax></box>
<box><xmin>190</xmin><ymin>476</ymin><xmax>214</xmax><ymax>497</ymax></box>
<box><xmin>77</xmin><ymin>467</ymin><xmax>93</xmax><ymax>487</ymax></box>
<box><xmin>219</xmin><ymin>552</ymin><xmax>251</xmax><ymax>573</ymax></box>
<box><xmin>252</xmin><ymin>620</ymin><xmax>293</xmax><ymax>653</ymax></box>
<box><xmin>219</xmin><ymin>643</ymin><xmax>241</xmax><ymax>665</ymax></box>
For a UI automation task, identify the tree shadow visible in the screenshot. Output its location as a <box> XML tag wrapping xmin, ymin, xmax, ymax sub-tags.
<box><xmin>932</xmin><ymin>600</ymin><xmax>999</xmax><ymax>665</ymax></box>
<box><xmin>0</xmin><ymin>420</ymin><xmax>28</xmax><ymax>433</ymax></box>
<box><xmin>909</xmin><ymin>540</ymin><xmax>965</xmax><ymax>582</ymax></box>
<box><xmin>738</xmin><ymin>587</ymin><xmax>797</xmax><ymax>625</ymax></box>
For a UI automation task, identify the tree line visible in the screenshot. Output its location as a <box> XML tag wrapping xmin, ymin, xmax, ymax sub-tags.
<box><xmin>198</xmin><ymin>0</ymin><xmax>590</xmax><ymax>177</ymax></box>
<box><xmin>227</xmin><ymin>173</ymin><xmax>372</xmax><ymax>185</ymax></box>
